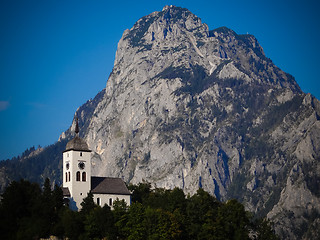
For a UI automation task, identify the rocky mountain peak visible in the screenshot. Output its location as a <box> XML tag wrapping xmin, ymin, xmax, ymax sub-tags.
<box><xmin>125</xmin><ymin>5</ymin><xmax>206</xmax><ymax>45</ymax></box>
<box><xmin>115</xmin><ymin>5</ymin><xmax>208</xmax><ymax>70</ymax></box>
<box><xmin>114</xmin><ymin>5</ymin><xmax>300</xmax><ymax>96</ymax></box>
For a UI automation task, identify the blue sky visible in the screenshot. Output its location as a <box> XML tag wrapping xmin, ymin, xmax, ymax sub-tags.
<box><xmin>0</xmin><ymin>0</ymin><xmax>319</xmax><ymax>160</ymax></box>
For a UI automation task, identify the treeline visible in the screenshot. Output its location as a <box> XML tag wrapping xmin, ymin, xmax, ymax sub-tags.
<box><xmin>0</xmin><ymin>179</ymin><xmax>278</xmax><ymax>240</ymax></box>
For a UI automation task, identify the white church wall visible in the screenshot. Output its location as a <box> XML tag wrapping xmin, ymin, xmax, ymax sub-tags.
<box><xmin>93</xmin><ymin>193</ymin><xmax>131</xmax><ymax>209</ymax></box>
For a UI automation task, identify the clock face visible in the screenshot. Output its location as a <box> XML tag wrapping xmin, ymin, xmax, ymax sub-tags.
<box><xmin>78</xmin><ymin>162</ymin><xmax>85</xmax><ymax>170</ymax></box>
<box><xmin>66</xmin><ymin>163</ymin><xmax>69</xmax><ymax>170</ymax></box>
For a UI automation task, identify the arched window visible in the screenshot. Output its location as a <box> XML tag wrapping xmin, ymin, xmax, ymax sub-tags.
<box><xmin>97</xmin><ymin>197</ymin><xmax>100</xmax><ymax>206</ymax></box>
<box><xmin>76</xmin><ymin>171</ymin><xmax>80</xmax><ymax>181</ymax></box>
<box><xmin>65</xmin><ymin>172</ymin><xmax>68</xmax><ymax>182</ymax></box>
<box><xmin>109</xmin><ymin>198</ymin><xmax>112</xmax><ymax>206</ymax></box>
<box><xmin>68</xmin><ymin>172</ymin><xmax>71</xmax><ymax>182</ymax></box>
<box><xmin>82</xmin><ymin>172</ymin><xmax>86</xmax><ymax>182</ymax></box>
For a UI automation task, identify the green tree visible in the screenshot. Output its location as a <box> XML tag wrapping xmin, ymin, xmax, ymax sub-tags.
<box><xmin>198</xmin><ymin>207</ymin><xmax>219</xmax><ymax>240</ymax></box>
<box><xmin>61</xmin><ymin>208</ymin><xmax>83</xmax><ymax>240</ymax></box>
<box><xmin>52</xmin><ymin>184</ymin><xmax>64</xmax><ymax>211</ymax></box>
<box><xmin>0</xmin><ymin>179</ymin><xmax>42</xmax><ymax>239</ymax></box>
<box><xmin>128</xmin><ymin>182</ymin><xmax>152</xmax><ymax>203</ymax></box>
<box><xmin>253</xmin><ymin>218</ymin><xmax>279</xmax><ymax>240</ymax></box>
<box><xmin>80</xmin><ymin>191</ymin><xmax>95</xmax><ymax>216</ymax></box>
<box><xmin>186</xmin><ymin>188</ymin><xmax>220</xmax><ymax>239</ymax></box>
<box><xmin>214</xmin><ymin>199</ymin><xmax>250</xmax><ymax>240</ymax></box>
<box><xmin>51</xmin><ymin>184</ymin><xmax>65</xmax><ymax>237</ymax></box>
<box><xmin>144</xmin><ymin>207</ymin><xmax>182</xmax><ymax>240</ymax></box>
<box><xmin>144</xmin><ymin>187</ymin><xmax>169</xmax><ymax>210</ymax></box>
<box><xmin>125</xmin><ymin>202</ymin><xmax>146</xmax><ymax>240</ymax></box>
<box><xmin>167</xmin><ymin>187</ymin><xmax>187</xmax><ymax>213</ymax></box>
<box><xmin>38</xmin><ymin>178</ymin><xmax>54</xmax><ymax>238</ymax></box>
<box><xmin>114</xmin><ymin>199</ymin><xmax>129</xmax><ymax>239</ymax></box>
<box><xmin>84</xmin><ymin>205</ymin><xmax>116</xmax><ymax>239</ymax></box>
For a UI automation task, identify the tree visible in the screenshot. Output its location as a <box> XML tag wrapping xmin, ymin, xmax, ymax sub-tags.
<box><xmin>167</xmin><ymin>187</ymin><xmax>187</xmax><ymax>213</ymax></box>
<box><xmin>0</xmin><ymin>179</ymin><xmax>42</xmax><ymax>239</ymax></box>
<box><xmin>253</xmin><ymin>218</ymin><xmax>279</xmax><ymax>240</ymax></box>
<box><xmin>80</xmin><ymin>192</ymin><xmax>95</xmax><ymax>216</ymax></box>
<box><xmin>51</xmin><ymin>184</ymin><xmax>65</xmax><ymax>237</ymax></box>
<box><xmin>214</xmin><ymin>199</ymin><xmax>250</xmax><ymax>240</ymax></box>
<box><xmin>52</xmin><ymin>184</ymin><xmax>64</xmax><ymax>212</ymax></box>
<box><xmin>124</xmin><ymin>202</ymin><xmax>146</xmax><ymax>240</ymax></box>
<box><xmin>144</xmin><ymin>207</ymin><xmax>182</xmax><ymax>240</ymax></box>
<box><xmin>186</xmin><ymin>188</ymin><xmax>221</xmax><ymax>239</ymax></box>
<box><xmin>113</xmin><ymin>199</ymin><xmax>129</xmax><ymax>239</ymax></box>
<box><xmin>128</xmin><ymin>182</ymin><xmax>152</xmax><ymax>203</ymax></box>
<box><xmin>61</xmin><ymin>208</ymin><xmax>83</xmax><ymax>240</ymax></box>
<box><xmin>38</xmin><ymin>178</ymin><xmax>54</xmax><ymax>237</ymax></box>
<box><xmin>84</xmin><ymin>205</ymin><xmax>116</xmax><ymax>240</ymax></box>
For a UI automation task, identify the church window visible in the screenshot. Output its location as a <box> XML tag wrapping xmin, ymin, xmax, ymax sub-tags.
<box><xmin>97</xmin><ymin>198</ymin><xmax>100</xmax><ymax>206</ymax></box>
<box><xmin>80</xmin><ymin>152</ymin><xmax>82</xmax><ymax>157</ymax></box>
<box><xmin>109</xmin><ymin>198</ymin><xmax>112</xmax><ymax>206</ymax></box>
<box><xmin>65</xmin><ymin>172</ymin><xmax>68</xmax><ymax>182</ymax></box>
<box><xmin>76</xmin><ymin>171</ymin><xmax>80</xmax><ymax>181</ymax></box>
<box><xmin>68</xmin><ymin>172</ymin><xmax>71</xmax><ymax>182</ymax></box>
<box><xmin>82</xmin><ymin>172</ymin><xmax>86</xmax><ymax>182</ymax></box>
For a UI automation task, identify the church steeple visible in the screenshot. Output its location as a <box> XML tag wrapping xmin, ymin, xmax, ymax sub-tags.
<box><xmin>75</xmin><ymin>117</ymin><xmax>79</xmax><ymax>135</ymax></box>
<box><xmin>64</xmin><ymin>117</ymin><xmax>91</xmax><ymax>152</ymax></box>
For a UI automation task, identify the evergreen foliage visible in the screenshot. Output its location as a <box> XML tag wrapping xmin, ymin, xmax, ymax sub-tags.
<box><xmin>0</xmin><ymin>180</ymin><xmax>278</xmax><ymax>240</ymax></box>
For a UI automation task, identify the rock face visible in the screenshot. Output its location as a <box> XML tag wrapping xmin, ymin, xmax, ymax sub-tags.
<box><xmin>1</xmin><ymin>5</ymin><xmax>320</xmax><ymax>239</ymax></box>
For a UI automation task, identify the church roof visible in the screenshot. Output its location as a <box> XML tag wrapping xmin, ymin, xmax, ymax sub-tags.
<box><xmin>91</xmin><ymin>177</ymin><xmax>131</xmax><ymax>195</ymax></box>
<box><xmin>65</xmin><ymin>136</ymin><xmax>91</xmax><ymax>152</ymax></box>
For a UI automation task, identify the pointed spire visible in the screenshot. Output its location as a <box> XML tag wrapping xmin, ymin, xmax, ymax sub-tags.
<box><xmin>75</xmin><ymin>117</ymin><xmax>79</xmax><ymax>135</ymax></box>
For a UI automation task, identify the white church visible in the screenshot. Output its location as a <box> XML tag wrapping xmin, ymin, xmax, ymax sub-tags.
<box><xmin>62</xmin><ymin>119</ymin><xmax>131</xmax><ymax>210</ymax></box>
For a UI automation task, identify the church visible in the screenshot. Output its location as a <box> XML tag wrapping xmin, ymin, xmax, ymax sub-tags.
<box><xmin>62</xmin><ymin>119</ymin><xmax>131</xmax><ymax>210</ymax></box>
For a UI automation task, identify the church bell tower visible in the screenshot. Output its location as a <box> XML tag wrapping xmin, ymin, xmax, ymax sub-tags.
<box><xmin>63</xmin><ymin>117</ymin><xmax>91</xmax><ymax>210</ymax></box>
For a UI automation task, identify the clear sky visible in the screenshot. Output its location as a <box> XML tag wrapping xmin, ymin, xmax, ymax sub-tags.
<box><xmin>1</xmin><ymin>0</ymin><xmax>319</xmax><ymax>160</ymax></box>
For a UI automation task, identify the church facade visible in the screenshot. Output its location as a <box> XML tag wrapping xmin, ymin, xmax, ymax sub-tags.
<box><xmin>62</xmin><ymin>119</ymin><xmax>131</xmax><ymax>210</ymax></box>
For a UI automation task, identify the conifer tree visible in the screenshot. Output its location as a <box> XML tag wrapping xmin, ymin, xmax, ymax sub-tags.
<box><xmin>80</xmin><ymin>191</ymin><xmax>95</xmax><ymax>215</ymax></box>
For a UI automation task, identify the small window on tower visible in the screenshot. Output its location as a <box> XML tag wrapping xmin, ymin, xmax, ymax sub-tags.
<box><xmin>68</xmin><ymin>172</ymin><xmax>71</xmax><ymax>182</ymax></box>
<box><xmin>65</xmin><ymin>172</ymin><xmax>68</xmax><ymax>182</ymax></box>
<box><xmin>80</xmin><ymin>152</ymin><xmax>82</xmax><ymax>157</ymax></box>
<box><xmin>76</xmin><ymin>171</ymin><xmax>80</xmax><ymax>181</ymax></box>
<box><xmin>82</xmin><ymin>172</ymin><xmax>86</xmax><ymax>182</ymax></box>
